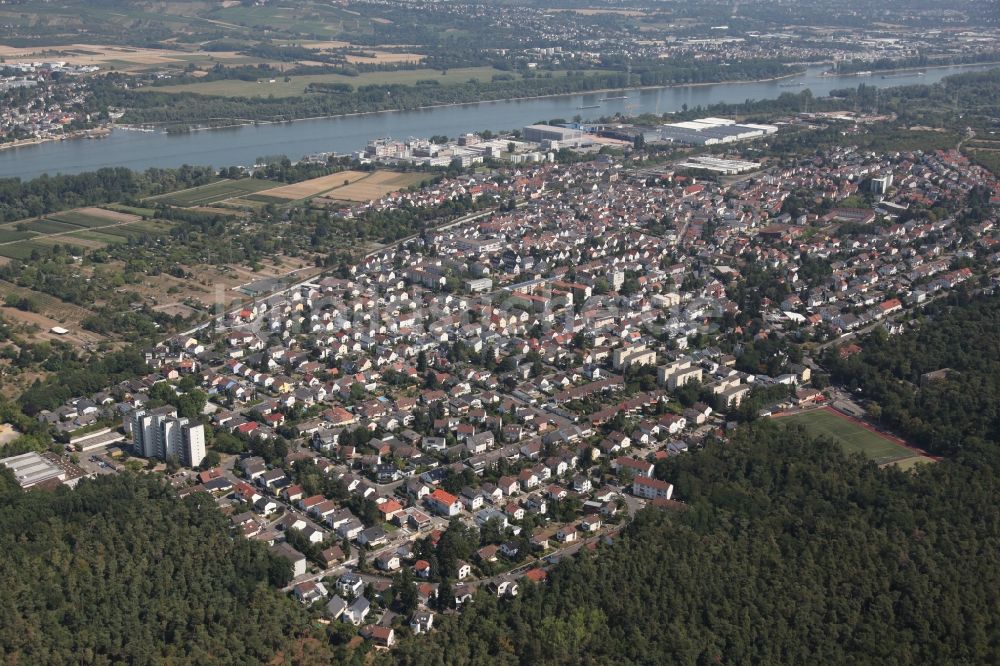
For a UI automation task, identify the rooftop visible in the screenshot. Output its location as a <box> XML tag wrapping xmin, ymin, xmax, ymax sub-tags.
<box><xmin>0</xmin><ymin>451</ymin><xmax>68</xmax><ymax>488</ymax></box>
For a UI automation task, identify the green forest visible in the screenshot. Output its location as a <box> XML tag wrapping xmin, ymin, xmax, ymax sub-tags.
<box><xmin>0</xmin><ymin>473</ymin><xmax>313</xmax><ymax>665</ymax></box>
<box><xmin>388</xmin><ymin>421</ymin><xmax>1000</xmax><ymax>665</ymax></box>
<box><xmin>824</xmin><ymin>291</ymin><xmax>1000</xmax><ymax>456</ymax></box>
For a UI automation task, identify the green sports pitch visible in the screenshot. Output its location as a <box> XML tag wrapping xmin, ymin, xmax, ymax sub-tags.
<box><xmin>778</xmin><ymin>408</ymin><xmax>916</xmax><ymax>465</ymax></box>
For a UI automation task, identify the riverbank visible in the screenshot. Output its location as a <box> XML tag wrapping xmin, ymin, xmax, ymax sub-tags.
<box><xmin>3</xmin><ymin>62</ymin><xmax>992</xmax><ymax>180</ymax></box>
<box><xmin>0</xmin><ymin>127</ymin><xmax>111</xmax><ymax>153</ymax></box>
<box><xmin>820</xmin><ymin>60</ymin><xmax>1000</xmax><ymax>78</ymax></box>
<box><xmin>148</xmin><ymin>70</ymin><xmax>808</xmax><ymax>134</ymax></box>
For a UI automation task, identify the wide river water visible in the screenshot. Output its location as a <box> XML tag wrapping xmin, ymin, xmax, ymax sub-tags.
<box><xmin>1</xmin><ymin>63</ymin><xmax>995</xmax><ymax>180</ymax></box>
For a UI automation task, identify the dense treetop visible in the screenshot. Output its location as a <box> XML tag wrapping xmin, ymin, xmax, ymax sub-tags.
<box><xmin>824</xmin><ymin>291</ymin><xmax>1000</xmax><ymax>455</ymax></box>
<box><xmin>388</xmin><ymin>422</ymin><xmax>1000</xmax><ymax>665</ymax></box>
<box><xmin>0</xmin><ymin>473</ymin><xmax>309</xmax><ymax>665</ymax></box>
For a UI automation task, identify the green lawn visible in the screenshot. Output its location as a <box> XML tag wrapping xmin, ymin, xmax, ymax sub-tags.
<box><xmin>148</xmin><ymin>66</ymin><xmax>515</xmax><ymax>98</ymax></box>
<box><xmin>779</xmin><ymin>409</ymin><xmax>914</xmax><ymax>465</ymax></box>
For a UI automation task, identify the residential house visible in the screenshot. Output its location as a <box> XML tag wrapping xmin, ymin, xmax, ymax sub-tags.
<box><xmin>426</xmin><ymin>488</ymin><xmax>462</xmax><ymax>516</ymax></box>
<box><xmin>632</xmin><ymin>475</ymin><xmax>674</xmax><ymax>500</ymax></box>
<box><xmin>490</xmin><ymin>577</ymin><xmax>519</xmax><ymax>598</ymax></box>
<box><xmin>376</xmin><ymin>551</ymin><xmax>401</xmax><ymax>571</ymax></box>
<box><xmin>270</xmin><ymin>543</ymin><xmax>307</xmax><ymax>578</ymax></box>
<box><xmin>343</xmin><ymin>596</ymin><xmax>371</xmax><ymax>625</ymax></box>
<box><xmin>410</xmin><ymin>610</ymin><xmax>435</xmax><ymax>635</ymax></box>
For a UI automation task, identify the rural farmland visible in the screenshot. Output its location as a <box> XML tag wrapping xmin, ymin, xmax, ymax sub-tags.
<box><xmin>313</xmin><ymin>170</ymin><xmax>429</xmax><ymax>203</ymax></box>
<box><xmin>257</xmin><ymin>170</ymin><xmax>372</xmax><ymax>201</ymax></box>
<box><xmin>145</xmin><ymin>179</ymin><xmax>278</xmax><ymax>207</ymax></box>
<box><xmin>0</xmin><ymin>207</ymin><xmax>165</xmax><ymax>260</ymax></box>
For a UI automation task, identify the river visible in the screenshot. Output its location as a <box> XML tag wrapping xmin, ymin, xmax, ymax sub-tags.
<box><xmin>1</xmin><ymin>63</ymin><xmax>994</xmax><ymax>180</ymax></box>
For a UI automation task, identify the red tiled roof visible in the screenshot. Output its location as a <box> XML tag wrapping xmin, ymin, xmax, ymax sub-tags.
<box><xmin>429</xmin><ymin>488</ymin><xmax>458</xmax><ymax>506</ymax></box>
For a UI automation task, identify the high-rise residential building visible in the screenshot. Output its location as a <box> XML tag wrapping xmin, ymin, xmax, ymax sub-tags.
<box><xmin>127</xmin><ymin>407</ymin><xmax>207</xmax><ymax>468</ymax></box>
<box><xmin>870</xmin><ymin>174</ymin><xmax>893</xmax><ymax>194</ymax></box>
<box><xmin>182</xmin><ymin>422</ymin><xmax>206</xmax><ymax>468</ymax></box>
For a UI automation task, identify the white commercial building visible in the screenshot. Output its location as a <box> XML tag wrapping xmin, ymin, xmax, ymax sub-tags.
<box><xmin>657</xmin><ymin>117</ymin><xmax>778</xmax><ymax>146</ymax></box>
<box><xmin>0</xmin><ymin>451</ymin><xmax>66</xmax><ymax>488</ymax></box>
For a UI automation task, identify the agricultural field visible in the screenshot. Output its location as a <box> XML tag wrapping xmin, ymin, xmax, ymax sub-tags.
<box><xmin>88</xmin><ymin>220</ymin><xmax>172</xmax><ymax>240</ymax></box>
<box><xmin>0</xmin><ymin>242</ymin><xmax>52</xmax><ymax>260</ymax></box>
<box><xmin>145</xmin><ymin>179</ymin><xmax>277</xmax><ymax>207</ymax></box>
<box><xmin>30</xmin><ymin>235</ymin><xmax>106</xmax><ymax>252</ymax></box>
<box><xmin>216</xmin><ymin>198</ymin><xmax>269</xmax><ymax>211</ymax></box>
<box><xmin>0</xmin><ymin>207</ymin><xmax>153</xmax><ymax>258</ymax></box>
<box><xmin>344</xmin><ymin>50</ymin><xmax>424</xmax><ymax>65</ymax></box>
<box><xmin>123</xmin><ymin>219</ymin><xmax>174</xmax><ymax>233</ymax></box>
<box><xmin>237</xmin><ymin>194</ymin><xmax>291</xmax><ymax>206</ymax></box>
<box><xmin>188</xmin><ymin>207</ymin><xmax>240</xmax><ymax>216</ymax></box>
<box><xmin>105</xmin><ymin>204</ymin><xmax>157</xmax><ymax>217</ymax></box>
<box><xmin>149</xmin><ymin>67</ymin><xmax>515</xmax><ymax>98</ymax></box>
<box><xmin>259</xmin><ymin>170</ymin><xmax>372</xmax><ymax>201</ymax></box>
<box><xmin>0</xmin><ymin>230</ymin><xmax>35</xmax><ymax>243</ymax></box>
<box><xmin>20</xmin><ymin>219</ymin><xmax>81</xmax><ymax>235</ymax></box>
<box><xmin>776</xmin><ymin>407</ymin><xmax>933</xmax><ymax>468</ymax></box>
<box><xmin>0</xmin><ymin>42</ymin><xmax>254</xmax><ymax>72</ymax></box>
<box><xmin>281</xmin><ymin>41</ymin><xmax>424</xmax><ymax>65</ymax></box>
<box><xmin>204</xmin><ymin>2</ymin><xmax>371</xmax><ymax>38</ymax></box>
<box><xmin>65</xmin><ymin>230</ymin><xmax>128</xmax><ymax>245</ymax></box>
<box><xmin>47</xmin><ymin>209</ymin><xmax>130</xmax><ymax>228</ymax></box>
<box><xmin>320</xmin><ymin>170</ymin><xmax>429</xmax><ymax>202</ymax></box>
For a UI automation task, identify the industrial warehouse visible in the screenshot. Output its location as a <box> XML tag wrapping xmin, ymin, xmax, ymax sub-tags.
<box><xmin>657</xmin><ymin>117</ymin><xmax>779</xmax><ymax>145</ymax></box>
<box><xmin>0</xmin><ymin>451</ymin><xmax>84</xmax><ymax>489</ymax></box>
<box><xmin>601</xmin><ymin>116</ymin><xmax>779</xmax><ymax>146</ymax></box>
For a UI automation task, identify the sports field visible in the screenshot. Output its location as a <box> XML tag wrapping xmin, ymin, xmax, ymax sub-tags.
<box><xmin>778</xmin><ymin>407</ymin><xmax>928</xmax><ymax>466</ymax></box>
